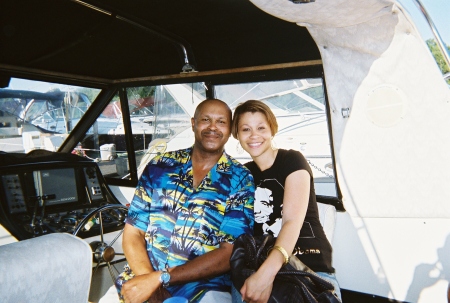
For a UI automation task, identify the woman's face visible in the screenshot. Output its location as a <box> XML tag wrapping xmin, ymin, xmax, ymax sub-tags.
<box><xmin>237</xmin><ymin>111</ymin><xmax>272</xmax><ymax>159</ymax></box>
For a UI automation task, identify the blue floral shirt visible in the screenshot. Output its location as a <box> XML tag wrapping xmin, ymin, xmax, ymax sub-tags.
<box><xmin>119</xmin><ymin>147</ymin><xmax>254</xmax><ymax>302</ymax></box>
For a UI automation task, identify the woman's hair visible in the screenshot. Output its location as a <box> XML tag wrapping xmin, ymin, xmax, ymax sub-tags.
<box><xmin>231</xmin><ymin>100</ymin><xmax>278</xmax><ymax>139</ymax></box>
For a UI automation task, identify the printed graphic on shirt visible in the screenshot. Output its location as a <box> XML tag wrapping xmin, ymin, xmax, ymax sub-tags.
<box><xmin>255</xmin><ymin>178</ymin><xmax>283</xmax><ymax>237</ymax></box>
<box><xmin>255</xmin><ymin>178</ymin><xmax>315</xmax><ymax>240</ymax></box>
<box><xmin>255</xmin><ymin>187</ymin><xmax>282</xmax><ymax>236</ymax></box>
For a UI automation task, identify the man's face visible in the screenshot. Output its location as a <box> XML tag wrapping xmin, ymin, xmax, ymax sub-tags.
<box><xmin>191</xmin><ymin>100</ymin><xmax>231</xmax><ymax>154</ymax></box>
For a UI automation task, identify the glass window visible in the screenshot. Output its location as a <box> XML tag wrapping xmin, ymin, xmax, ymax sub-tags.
<box><xmin>215</xmin><ymin>79</ymin><xmax>337</xmax><ymax>197</ymax></box>
<box><xmin>131</xmin><ymin>83</ymin><xmax>205</xmax><ymax>178</ymax></box>
<box><xmin>0</xmin><ymin>77</ymin><xmax>100</xmax><ymax>153</ymax></box>
<box><xmin>75</xmin><ymin>93</ymin><xmax>129</xmax><ymax>178</ymax></box>
<box><xmin>86</xmin><ymin>83</ymin><xmax>206</xmax><ymax>180</ymax></box>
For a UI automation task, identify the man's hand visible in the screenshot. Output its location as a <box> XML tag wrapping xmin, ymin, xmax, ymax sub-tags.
<box><xmin>121</xmin><ymin>271</ymin><xmax>161</xmax><ymax>303</ymax></box>
<box><xmin>147</xmin><ymin>287</ymin><xmax>172</xmax><ymax>303</ymax></box>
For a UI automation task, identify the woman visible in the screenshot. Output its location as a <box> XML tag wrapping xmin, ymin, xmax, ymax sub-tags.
<box><xmin>231</xmin><ymin>100</ymin><xmax>341</xmax><ymax>303</ymax></box>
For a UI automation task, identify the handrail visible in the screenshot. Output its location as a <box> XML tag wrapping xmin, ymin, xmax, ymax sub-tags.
<box><xmin>70</xmin><ymin>0</ymin><xmax>197</xmax><ymax>73</ymax></box>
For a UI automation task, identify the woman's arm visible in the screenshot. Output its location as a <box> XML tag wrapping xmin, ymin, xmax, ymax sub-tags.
<box><xmin>240</xmin><ymin>169</ymin><xmax>310</xmax><ymax>303</ymax></box>
<box><xmin>275</xmin><ymin>169</ymin><xmax>310</xmax><ymax>256</ymax></box>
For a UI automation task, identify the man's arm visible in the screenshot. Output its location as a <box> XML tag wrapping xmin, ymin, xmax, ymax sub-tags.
<box><xmin>168</xmin><ymin>170</ymin><xmax>255</xmax><ymax>282</ymax></box>
<box><xmin>168</xmin><ymin>242</ymin><xmax>233</xmax><ymax>283</ymax></box>
<box><xmin>122</xmin><ymin>223</ymin><xmax>153</xmax><ymax>275</ymax></box>
<box><xmin>121</xmin><ymin>223</ymin><xmax>161</xmax><ymax>303</ymax></box>
<box><xmin>168</xmin><ymin>167</ymin><xmax>253</xmax><ymax>285</ymax></box>
<box><xmin>122</xmin><ymin>223</ymin><xmax>232</xmax><ymax>301</ymax></box>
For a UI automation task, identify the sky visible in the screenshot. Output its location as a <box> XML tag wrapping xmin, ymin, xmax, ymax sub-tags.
<box><xmin>399</xmin><ymin>0</ymin><xmax>450</xmax><ymax>45</ymax></box>
<box><xmin>9</xmin><ymin>78</ymin><xmax>89</xmax><ymax>93</ymax></box>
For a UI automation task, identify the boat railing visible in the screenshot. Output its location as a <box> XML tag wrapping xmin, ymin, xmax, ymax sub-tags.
<box><xmin>411</xmin><ymin>0</ymin><xmax>450</xmax><ymax>76</ymax></box>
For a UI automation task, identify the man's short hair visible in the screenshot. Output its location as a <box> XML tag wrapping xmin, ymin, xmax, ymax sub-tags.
<box><xmin>193</xmin><ymin>99</ymin><xmax>232</xmax><ymax>123</ymax></box>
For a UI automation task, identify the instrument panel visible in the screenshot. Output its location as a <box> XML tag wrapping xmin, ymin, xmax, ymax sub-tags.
<box><xmin>0</xmin><ymin>154</ymin><xmax>126</xmax><ymax>240</ymax></box>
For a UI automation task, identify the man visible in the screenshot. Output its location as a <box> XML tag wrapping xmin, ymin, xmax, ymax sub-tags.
<box><xmin>116</xmin><ymin>99</ymin><xmax>255</xmax><ymax>303</ymax></box>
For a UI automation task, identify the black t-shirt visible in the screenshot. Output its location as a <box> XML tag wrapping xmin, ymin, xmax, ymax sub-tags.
<box><xmin>245</xmin><ymin>149</ymin><xmax>334</xmax><ymax>273</ymax></box>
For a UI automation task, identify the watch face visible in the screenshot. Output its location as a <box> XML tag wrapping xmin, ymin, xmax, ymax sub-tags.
<box><xmin>161</xmin><ymin>271</ymin><xmax>170</xmax><ymax>284</ymax></box>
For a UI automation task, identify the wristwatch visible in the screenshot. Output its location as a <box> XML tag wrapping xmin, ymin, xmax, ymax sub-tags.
<box><xmin>159</xmin><ymin>268</ymin><xmax>171</xmax><ymax>288</ymax></box>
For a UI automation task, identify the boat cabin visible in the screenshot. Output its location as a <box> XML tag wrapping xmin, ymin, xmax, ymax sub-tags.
<box><xmin>0</xmin><ymin>0</ymin><xmax>449</xmax><ymax>302</ymax></box>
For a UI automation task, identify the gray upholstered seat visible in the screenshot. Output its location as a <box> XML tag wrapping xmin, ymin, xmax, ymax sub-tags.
<box><xmin>0</xmin><ymin>233</ymin><xmax>92</xmax><ymax>303</ymax></box>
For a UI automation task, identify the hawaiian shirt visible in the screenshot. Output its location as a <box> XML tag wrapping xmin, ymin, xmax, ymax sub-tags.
<box><xmin>118</xmin><ymin>146</ymin><xmax>254</xmax><ymax>302</ymax></box>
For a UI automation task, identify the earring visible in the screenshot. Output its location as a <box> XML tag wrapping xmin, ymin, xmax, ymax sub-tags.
<box><xmin>236</xmin><ymin>142</ymin><xmax>244</xmax><ymax>154</ymax></box>
<box><xmin>271</xmin><ymin>137</ymin><xmax>277</xmax><ymax>151</ymax></box>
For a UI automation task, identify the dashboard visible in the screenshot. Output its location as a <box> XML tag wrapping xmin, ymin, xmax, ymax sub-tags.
<box><xmin>0</xmin><ymin>151</ymin><xmax>127</xmax><ymax>240</ymax></box>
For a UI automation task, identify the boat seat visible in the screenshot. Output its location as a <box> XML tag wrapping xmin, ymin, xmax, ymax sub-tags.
<box><xmin>317</xmin><ymin>202</ymin><xmax>337</xmax><ymax>243</ymax></box>
<box><xmin>0</xmin><ymin>233</ymin><xmax>92</xmax><ymax>303</ymax></box>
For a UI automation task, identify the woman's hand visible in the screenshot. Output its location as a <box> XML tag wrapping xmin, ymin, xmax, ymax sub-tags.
<box><xmin>240</xmin><ymin>271</ymin><xmax>274</xmax><ymax>303</ymax></box>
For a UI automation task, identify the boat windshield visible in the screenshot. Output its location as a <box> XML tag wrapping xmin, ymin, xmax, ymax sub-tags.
<box><xmin>0</xmin><ymin>78</ymin><xmax>101</xmax><ymax>153</ymax></box>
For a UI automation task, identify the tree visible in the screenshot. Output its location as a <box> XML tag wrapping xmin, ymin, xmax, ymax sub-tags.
<box><xmin>75</xmin><ymin>87</ymin><xmax>101</xmax><ymax>103</ymax></box>
<box><xmin>127</xmin><ymin>86</ymin><xmax>156</xmax><ymax>100</ymax></box>
<box><xmin>426</xmin><ymin>39</ymin><xmax>450</xmax><ymax>84</ymax></box>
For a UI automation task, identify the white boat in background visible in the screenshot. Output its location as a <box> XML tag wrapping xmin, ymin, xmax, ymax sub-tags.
<box><xmin>0</xmin><ymin>88</ymin><xmax>172</xmax><ymax>154</ymax></box>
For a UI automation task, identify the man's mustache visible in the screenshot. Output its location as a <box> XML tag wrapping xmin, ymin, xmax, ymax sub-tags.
<box><xmin>202</xmin><ymin>130</ymin><xmax>222</xmax><ymax>137</ymax></box>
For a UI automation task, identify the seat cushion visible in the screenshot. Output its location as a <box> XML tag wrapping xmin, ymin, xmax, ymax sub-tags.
<box><xmin>0</xmin><ymin>233</ymin><xmax>92</xmax><ymax>303</ymax></box>
<box><xmin>317</xmin><ymin>202</ymin><xmax>337</xmax><ymax>243</ymax></box>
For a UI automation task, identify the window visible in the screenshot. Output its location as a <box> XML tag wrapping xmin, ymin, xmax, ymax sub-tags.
<box><xmin>0</xmin><ymin>77</ymin><xmax>100</xmax><ymax>153</ymax></box>
<box><xmin>86</xmin><ymin>83</ymin><xmax>206</xmax><ymax>180</ymax></box>
<box><xmin>215</xmin><ymin>79</ymin><xmax>337</xmax><ymax>197</ymax></box>
<box><xmin>129</xmin><ymin>84</ymin><xmax>204</xmax><ymax>178</ymax></box>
